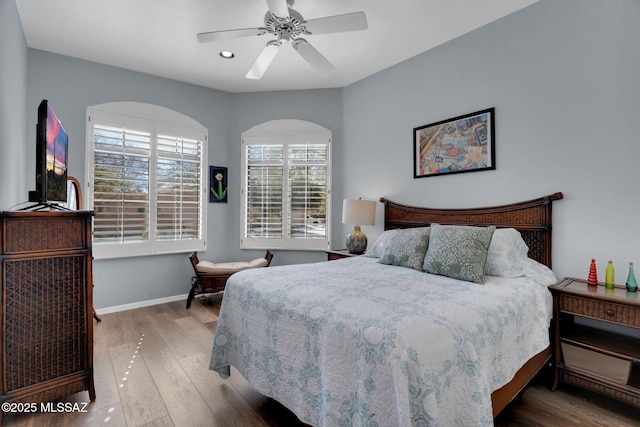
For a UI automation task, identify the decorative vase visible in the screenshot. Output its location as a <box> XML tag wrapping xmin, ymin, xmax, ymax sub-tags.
<box><xmin>345</xmin><ymin>225</ymin><xmax>367</xmax><ymax>254</ymax></box>
<box><xmin>605</xmin><ymin>261</ymin><xmax>615</xmax><ymax>289</ymax></box>
<box><xmin>587</xmin><ymin>259</ymin><xmax>598</xmax><ymax>285</ymax></box>
<box><xmin>626</xmin><ymin>262</ymin><xmax>638</xmax><ymax>292</ymax></box>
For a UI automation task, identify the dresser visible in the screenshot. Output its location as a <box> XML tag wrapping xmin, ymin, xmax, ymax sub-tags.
<box><xmin>0</xmin><ymin>210</ymin><xmax>95</xmax><ymax>421</ymax></box>
<box><xmin>549</xmin><ymin>277</ymin><xmax>640</xmax><ymax>409</ymax></box>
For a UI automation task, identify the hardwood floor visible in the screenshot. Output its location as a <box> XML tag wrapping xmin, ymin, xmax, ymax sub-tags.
<box><xmin>4</xmin><ymin>295</ymin><xmax>640</xmax><ymax>427</ymax></box>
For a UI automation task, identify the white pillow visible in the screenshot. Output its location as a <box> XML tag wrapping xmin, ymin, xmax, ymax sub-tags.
<box><xmin>363</xmin><ymin>229</ymin><xmax>398</xmax><ymax>258</ymax></box>
<box><xmin>484</xmin><ymin>228</ymin><xmax>530</xmax><ymax>277</ymax></box>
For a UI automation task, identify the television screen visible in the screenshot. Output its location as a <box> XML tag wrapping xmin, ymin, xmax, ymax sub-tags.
<box><xmin>29</xmin><ymin>100</ymin><xmax>69</xmax><ymax>206</ymax></box>
<box><xmin>44</xmin><ymin>102</ymin><xmax>68</xmax><ymax>203</ymax></box>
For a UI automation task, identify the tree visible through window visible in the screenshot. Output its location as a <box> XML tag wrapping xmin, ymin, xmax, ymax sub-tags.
<box><xmin>86</xmin><ymin>103</ymin><xmax>207</xmax><ymax>259</ymax></box>
<box><xmin>241</xmin><ymin>120</ymin><xmax>331</xmax><ymax>251</ymax></box>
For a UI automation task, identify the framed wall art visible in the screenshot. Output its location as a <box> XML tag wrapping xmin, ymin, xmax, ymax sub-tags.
<box><xmin>413</xmin><ymin>107</ymin><xmax>495</xmax><ymax>178</ymax></box>
<box><xmin>209</xmin><ymin>166</ymin><xmax>228</xmax><ymax>203</ymax></box>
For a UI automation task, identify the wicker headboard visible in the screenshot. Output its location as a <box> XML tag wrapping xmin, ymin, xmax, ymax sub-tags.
<box><xmin>380</xmin><ymin>192</ymin><xmax>563</xmax><ymax>269</ymax></box>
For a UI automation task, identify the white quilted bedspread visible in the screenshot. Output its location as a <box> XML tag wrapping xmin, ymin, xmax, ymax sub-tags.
<box><xmin>210</xmin><ymin>256</ymin><xmax>555</xmax><ymax>426</ymax></box>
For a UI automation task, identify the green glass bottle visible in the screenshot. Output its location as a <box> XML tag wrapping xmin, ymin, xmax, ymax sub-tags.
<box><xmin>605</xmin><ymin>261</ymin><xmax>615</xmax><ymax>289</ymax></box>
<box><xmin>626</xmin><ymin>262</ymin><xmax>638</xmax><ymax>292</ymax></box>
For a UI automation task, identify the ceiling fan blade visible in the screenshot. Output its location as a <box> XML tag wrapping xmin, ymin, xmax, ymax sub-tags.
<box><xmin>246</xmin><ymin>42</ymin><xmax>281</xmax><ymax>79</ymax></box>
<box><xmin>304</xmin><ymin>11</ymin><xmax>368</xmax><ymax>35</ymax></box>
<box><xmin>293</xmin><ymin>39</ymin><xmax>337</xmax><ymax>78</ymax></box>
<box><xmin>265</xmin><ymin>0</ymin><xmax>290</xmax><ymax>18</ymax></box>
<box><xmin>197</xmin><ymin>27</ymin><xmax>262</xmax><ymax>43</ymax></box>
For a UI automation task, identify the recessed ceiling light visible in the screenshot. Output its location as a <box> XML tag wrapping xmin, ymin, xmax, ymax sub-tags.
<box><xmin>219</xmin><ymin>50</ymin><xmax>235</xmax><ymax>59</ymax></box>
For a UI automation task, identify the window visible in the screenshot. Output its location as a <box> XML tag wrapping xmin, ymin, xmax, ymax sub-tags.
<box><xmin>86</xmin><ymin>102</ymin><xmax>207</xmax><ymax>259</ymax></box>
<box><xmin>241</xmin><ymin>120</ymin><xmax>331</xmax><ymax>251</ymax></box>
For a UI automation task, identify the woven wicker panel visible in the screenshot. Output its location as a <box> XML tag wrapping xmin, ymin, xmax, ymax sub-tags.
<box><xmin>4</xmin><ymin>217</ymin><xmax>85</xmax><ymax>253</ymax></box>
<box><xmin>9</xmin><ymin>379</ymin><xmax>89</xmax><ymax>405</ymax></box>
<box><xmin>4</xmin><ymin>255</ymin><xmax>88</xmax><ymax>391</ymax></box>
<box><xmin>560</xmin><ymin>295</ymin><xmax>640</xmax><ymax>328</ymax></box>
<box><xmin>384</xmin><ymin>205</ymin><xmax>543</xmax><ymax>226</ymax></box>
<box><xmin>516</xmin><ymin>230</ymin><xmax>545</xmax><ymax>265</ymax></box>
<box><xmin>560</xmin><ymin>371</ymin><xmax>640</xmax><ymax>409</ymax></box>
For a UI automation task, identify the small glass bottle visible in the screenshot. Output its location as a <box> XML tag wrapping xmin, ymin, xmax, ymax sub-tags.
<box><xmin>587</xmin><ymin>259</ymin><xmax>598</xmax><ymax>285</ymax></box>
<box><xmin>605</xmin><ymin>261</ymin><xmax>615</xmax><ymax>289</ymax></box>
<box><xmin>626</xmin><ymin>262</ymin><xmax>638</xmax><ymax>292</ymax></box>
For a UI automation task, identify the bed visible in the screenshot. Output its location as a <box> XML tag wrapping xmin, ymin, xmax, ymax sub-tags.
<box><xmin>209</xmin><ymin>192</ymin><xmax>564</xmax><ymax>426</ymax></box>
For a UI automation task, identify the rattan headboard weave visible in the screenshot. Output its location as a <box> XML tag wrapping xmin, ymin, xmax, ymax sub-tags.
<box><xmin>381</xmin><ymin>192</ymin><xmax>563</xmax><ymax>269</ymax></box>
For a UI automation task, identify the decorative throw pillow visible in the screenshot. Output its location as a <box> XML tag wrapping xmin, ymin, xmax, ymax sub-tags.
<box><xmin>423</xmin><ymin>224</ymin><xmax>496</xmax><ymax>283</ymax></box>
<box><xmin>485</xmin><ymin>228</ymin><xmax>530</xmax><ymax>277</ymax></box>
<box><xmin>364</xmin><ymin>229</ymin><xmax>399</xmax><ymax>258</ymax></box>
<box><xmin>379</xmin><ymin>227</ymin><xmax>430</xmax><ymax>271</ymax></box>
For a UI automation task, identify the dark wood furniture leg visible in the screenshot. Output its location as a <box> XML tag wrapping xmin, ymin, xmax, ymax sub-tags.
<box><xmin>187</xmin><ymin>250</ymin><xmax>274</xmax><ymax>309</ymax></box>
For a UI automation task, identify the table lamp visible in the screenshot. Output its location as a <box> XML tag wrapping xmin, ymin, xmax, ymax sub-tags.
<box><xmin>342</xmin><ymin>198</ymin><xmax>376</xmax><ymax>254</ymax></box>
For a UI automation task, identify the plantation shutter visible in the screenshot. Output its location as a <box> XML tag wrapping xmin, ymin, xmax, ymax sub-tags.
<box><xmin>245</xmin><ymin>144</ymin><xmax>284</xmax><ymax>239</ymax></box>
<box><xmin>241</xmin><ymin>127</ymin><xmax>331</xmax><ymax>251</ymax></box>
<box><xmin>87</xmin><ymin>103</ymin><xmax>207</xmax><ymax>259</ymax></box>
<box><xmin>92</xmin><ymin>124</ymin><xmax>150</xmax><ymax>243</ymax></box>
<box><xmin>288</xmin><ymin>144</ymin><xmax>328</xmax><ymax>239</ymax></box>
<box><xmin>156</xmin><ymin>134</ymin><xmax>202</xmax><ymax>241</ymax></box>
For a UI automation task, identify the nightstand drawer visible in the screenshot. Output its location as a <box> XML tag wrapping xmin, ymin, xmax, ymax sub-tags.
<box><xmin>560</xmin><ymin>295</ymin><xmax>640</xmax><ymax>328</ymax></box>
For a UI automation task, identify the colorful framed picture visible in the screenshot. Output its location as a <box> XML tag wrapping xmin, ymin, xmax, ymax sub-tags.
<box><xmin>209</xmin><ymin>166</ymin><xmax>228</xmax><ymax>203</ymax></box>
<box><xmin>413</xmin><ymin>108</ymin><xmax>495</xmax><ymax>178</ymax></box>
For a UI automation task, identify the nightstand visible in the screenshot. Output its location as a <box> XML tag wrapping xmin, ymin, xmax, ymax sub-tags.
<box><xmin>326</xmin><ymin>249</ymin><xmax>358</xmax><ymax>261</ymax></box>
<box><xmin>549</xmin><ymin>278</ymin><xmax>640</xmax><ymax>409</ymax></box>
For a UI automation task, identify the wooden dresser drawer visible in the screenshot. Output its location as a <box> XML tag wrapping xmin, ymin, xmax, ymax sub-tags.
<box><xmin>2</xmin><ymin>214</ymin><xmax>88</xmax><ymax>255</ymax></box>
<box><xmin>560</xmin><ymin>294</ymin><xmax>640</xmax><ymax>328</ymax></box>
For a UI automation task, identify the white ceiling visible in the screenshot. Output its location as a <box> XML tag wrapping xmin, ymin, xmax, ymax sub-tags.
<box><xmin>16</xmin><ymin>0</ymin><xmax>537</xmax><ymax>93</ymax></box>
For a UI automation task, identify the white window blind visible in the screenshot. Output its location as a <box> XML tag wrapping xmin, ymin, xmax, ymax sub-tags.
<box><xmin>246</xmin><ymin>144</ymin><xmax>284</xmax><ymax>239</ymax></box>
<box><xmin>156</xmin><ymin>134</ymin><xmax>202</xmax><ymax>241</ymax></box>
<box><xmin>87</xmin><ymin>104</ymin><xmax>207</xmax><ymax>259</ymax></box>
<box><xmin>241</xmin><ymin>128</ymin><xmax>331</xmax><ymax>251</ymax></box>
<box><xmin>93</xmin><ymin>124</ymin><xmax>151</xmax><ymax>244</ymax></box>
<box><xmin>287</xmin><ymin>144</ymin><xmax>328</xmax><ymax>240</ymax></box>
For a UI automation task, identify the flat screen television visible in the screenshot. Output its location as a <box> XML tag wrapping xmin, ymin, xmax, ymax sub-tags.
<box><xmin>28</xmin><ymin>99</ymin><xmax>69</xmax><ymax>208</ymax></box>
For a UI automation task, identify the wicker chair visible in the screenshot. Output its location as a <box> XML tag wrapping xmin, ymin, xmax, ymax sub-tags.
<box><xmin>187</xmin><ymin>250</ymin><xmax>274</xmax><ymax>308</ymax></box>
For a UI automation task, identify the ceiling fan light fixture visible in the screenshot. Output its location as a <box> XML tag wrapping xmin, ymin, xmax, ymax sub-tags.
<box><xmin>197</xmin><ymin>0</ymin><xmax>368</xmax><ymax>79</ymax></box>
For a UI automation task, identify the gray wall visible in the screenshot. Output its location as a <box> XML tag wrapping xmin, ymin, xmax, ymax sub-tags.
<box><xmin>229</xmin><ymin>90</ymin><xmax>344</xmax><ymax>266</ymax></box>
<box><xmin>24</xmin><ymin>50</ymin><xmax>233</xmax><ymax>309</ymax></box>
<box><xmin>0</xmin><ymin>0</ymin><xmax>27</xmax><ymax>208</ymax></box>
<box><xmin>2</xmin><ymin>0</ymin><xmax>639</xmax><ymax>309</ymax></box>
<box><xmin>342</xmin><ymin>0</ymin><xmax>640</xmax><ymax>282</ymax></box>
<box><xmin>21</xmin><ymin>51</ymin><xmax>344</xmax><ymax>309</ymax></box>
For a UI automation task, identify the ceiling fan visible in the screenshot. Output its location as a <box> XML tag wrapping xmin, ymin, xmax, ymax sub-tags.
<box><xmin>197</xmin><ymin>0</ymin><xmax>368</xmax><ymax>79</ymax></box>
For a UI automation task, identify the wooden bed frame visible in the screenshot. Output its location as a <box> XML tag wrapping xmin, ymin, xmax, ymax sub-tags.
<box><xmin>380</xmin><ymin>191</ymin><xmax>564</xmax><ymax>417</ymax></box>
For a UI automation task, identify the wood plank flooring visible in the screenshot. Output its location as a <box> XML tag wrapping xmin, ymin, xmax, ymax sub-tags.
<box><xmin>4</xmin><ymin>294</ymin><xmax>640</xmax><ymax>426</ymax></box>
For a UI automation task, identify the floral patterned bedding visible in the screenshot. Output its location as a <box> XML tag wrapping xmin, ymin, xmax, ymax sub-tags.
<box><xmin>209</xmin><ymin>256</ymin><xmax>555</xmax><ymax>426</ymax></box>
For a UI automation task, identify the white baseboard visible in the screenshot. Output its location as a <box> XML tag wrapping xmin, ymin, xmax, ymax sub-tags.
<box><xmin>95</xmin><ymin>293</ymin><xmax>189</xmax><ymax>315</ymax></box>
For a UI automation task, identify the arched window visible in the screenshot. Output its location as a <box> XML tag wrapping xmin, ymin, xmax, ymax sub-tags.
<box><xmin>86</xmin><ymin>102</ymin><xmax>207</xmax><ymax>259</ymax></box>
<box><xmin>241</xmin><ymin>120</ymin><xmax>331</xmax><ymax>251</ymax></box>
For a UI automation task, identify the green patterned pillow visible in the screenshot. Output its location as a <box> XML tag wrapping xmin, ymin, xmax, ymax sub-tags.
<box><xmin>379</xmin><ymin>227</ymin><xmax>430</xmax><ymax>271</ymax></box>
<box><xmin>423</xmin><ymin>224</ymin><xmax>495</xmax><ymax>283</ymax></box>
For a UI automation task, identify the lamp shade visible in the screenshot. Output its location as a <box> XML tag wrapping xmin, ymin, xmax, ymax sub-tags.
<box><xmin>342</xmin><ymin>199</ymin><xmax>376</xmax><ymax>226</ymax></box>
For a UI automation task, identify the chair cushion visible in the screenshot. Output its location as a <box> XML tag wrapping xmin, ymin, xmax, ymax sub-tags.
<box><xmin>196</xmin><ymin>257</ymin><xmax>268</xmax><ymax>275</ymax></box>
